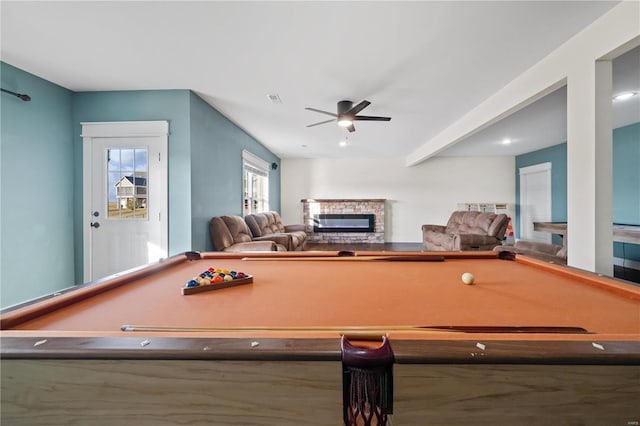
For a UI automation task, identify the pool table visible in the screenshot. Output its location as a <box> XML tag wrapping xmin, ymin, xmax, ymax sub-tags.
<box><xmin>2</xmin><ymin>251</ymin><xmax>639</xmax><ymax>425</ymax></box>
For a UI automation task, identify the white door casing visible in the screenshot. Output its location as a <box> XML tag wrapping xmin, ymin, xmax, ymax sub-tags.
<box><xmin>82</xmin><ymin>121</ymin><xmax>168</xmax><ymax>282</ymax></box>
<box><xmin>519</xmin><ymin>162</ymin><xmax>552</xmax><ymax>244</ymax></box>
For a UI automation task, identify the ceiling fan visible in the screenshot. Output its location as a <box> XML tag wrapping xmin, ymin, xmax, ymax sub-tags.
<box><xmin>305</xmin><ymin>100</ymin><xmax>391</xmax><ymax>133</ymax></box>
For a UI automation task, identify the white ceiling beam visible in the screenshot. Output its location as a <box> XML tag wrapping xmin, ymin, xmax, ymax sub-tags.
<box><xmin>405</xmin><ymin>1</ymin><xmax>640</xmax><ymax>167</ymax></box>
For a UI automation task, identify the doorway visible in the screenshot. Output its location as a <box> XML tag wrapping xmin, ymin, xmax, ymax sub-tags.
<box><xmin>82</xmin><ymin>121</ymin><xmax>168</xmax><ymax>281</ymax></box>
<box><xmin>519</xmin><ymin>162</ymin><xmax>552</xmax><ymax>243</ymax></box>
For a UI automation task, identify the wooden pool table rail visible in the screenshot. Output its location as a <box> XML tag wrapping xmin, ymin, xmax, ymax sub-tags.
<box><xmin>2</xmin><ymin>336</ymin><xmax>639</xmax><ymax>365</ymax></box>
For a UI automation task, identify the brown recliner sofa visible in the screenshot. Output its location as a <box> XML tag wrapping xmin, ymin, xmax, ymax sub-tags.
<box><xmin>244</xmin><ymin>211</ymin><xmax>307</xmax><ymax>251</ymax></box>
<box><xmin>209</xmin><ymin>216</ymin><xmax>286</xmax><ymax>252</ymax></box>
<box><xmin>422</xmin><ymin>211</ymin><xmax>508</xmax><ymax>251</ymax></box>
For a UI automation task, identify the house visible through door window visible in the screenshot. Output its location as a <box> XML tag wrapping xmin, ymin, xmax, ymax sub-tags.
<box><xmin>242</xmin><ymin>150</ymin><xmax>269</xmax><ymax>215</ymax></box>
<box><xmin>107</xmin><ymin>148</ymin><xmax>148</xmax><ymax>219</ymax></box>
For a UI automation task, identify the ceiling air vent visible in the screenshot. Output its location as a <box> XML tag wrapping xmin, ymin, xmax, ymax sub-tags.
<box><xmin>267</xmin><ymin>94</ymin><xmax>283</xmax><ymax>104</ymax></box>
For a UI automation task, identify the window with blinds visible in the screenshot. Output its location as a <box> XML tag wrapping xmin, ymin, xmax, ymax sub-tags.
<box><xmin>242</xmin><ymin>150</ymin><xmax>270</xmax><ymax>216</ymax></box>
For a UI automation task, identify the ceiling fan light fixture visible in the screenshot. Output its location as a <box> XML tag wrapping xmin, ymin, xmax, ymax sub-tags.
<box><xmin>337</xmin><ymin>117</ymin><xmax>353</xmax><ymax>127</ymax></box>
<box><xmin>305</xmin><ymin>100</ymin><xmax>390</xmax><ymax>133</ymax></box>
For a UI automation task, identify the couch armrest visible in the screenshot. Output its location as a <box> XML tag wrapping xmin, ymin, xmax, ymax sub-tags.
<box><xmin>284</xmin><ymin>224</ymin><xmax>306</xmax><ymax>233</ymax></box>
<box><xmin>222</xmin><ymin>241</ymin><xmax>277</xmax><ymax>252</ymax></box>
<box><xmin>422</xmin><ymin>224</ymin><xmax>447</xmax><ymax>234</ymax></box>
<box><xmin>422</xmin><ymin>230</ymin><xmax>457</xmax><ymax>251</ymax></box>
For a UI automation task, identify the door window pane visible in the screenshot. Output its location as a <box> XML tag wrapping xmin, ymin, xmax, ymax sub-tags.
<box><xmin>107</xmin><ymin>148</ymin><xmax>148</xmax><ymax>219</ymax></box>
<box><xmin>120</xmin><ymin>149</ymin><xmax>135</xmax><ymax>171</ymax></box>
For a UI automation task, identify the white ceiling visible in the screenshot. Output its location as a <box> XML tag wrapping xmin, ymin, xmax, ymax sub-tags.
<box><xmin>1</xmin><ymin>1</ymin><xmax>637</xmax><ymax>160</ymax></box>
<box><xmin>439</xmin><ymin>45</ymin><xmax>640</xmax><ymax>157</ymax></box>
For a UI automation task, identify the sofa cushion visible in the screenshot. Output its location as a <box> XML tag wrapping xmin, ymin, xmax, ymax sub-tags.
<box><xmin>246</xmin><ymin>211</ymin><xmax>287</xmax><ymax>236</ymax></box>
<box><xmin>221</xmin><ymin>215</ymin><xmax>254</xmax><ymax>243</ymax></box>
<box><xmin>244</xmin><ymin>211</ymin><xmax>306</xmax><ymax>251</ymax></box>
<box><xmin>210</xmin><ymin>217</ymin><xmax>235</xmax><ymax>252</ymax></box>
<box><xmin>267</xmin><ymin>212</ymin><xmax>287</xmax><ymax>233</ymax></box>
<box><xmin>245</xmin><ymin>213</ymin><xmax>269</xmax><ymax>237</ymax></box>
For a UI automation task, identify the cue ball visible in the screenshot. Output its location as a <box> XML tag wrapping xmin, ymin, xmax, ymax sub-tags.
<box><xmin>461</xmin><ymin>272</ymin><xmax>475</xmax><ymax>285</ymax></box>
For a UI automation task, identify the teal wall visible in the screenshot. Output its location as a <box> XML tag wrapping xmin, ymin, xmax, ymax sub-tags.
<box><xmin>1</xmin><ymin>62</ymin><xmax>75</xmax><ymax>308</ymax></box>
<box><xmin>613</xmin><ymin>123</ymin><xmax>640</xmax><ymax>225</ymax></box>
<box><xmin>515</xmin><ymin>122</ymin><xmax>640</xmax><ymax>262</ymax></box>
<box><xmin>1</xmin><ymin>62</ymin><xmax>281</xmax><ymax>308</ymax></box>
<box><xmin>612</xmin><ymin>123</ymin><xmax>640</xmax><ymax>261</ymax></box>
<box><xmin>189</xmin><ymin>92</ymin><xmax>280</xmax><ymax>251</ymax></box>
<box><xmin>515</xmin><ymin>143</ymin><xmax>568</xmax><ymax>245</ymax></box>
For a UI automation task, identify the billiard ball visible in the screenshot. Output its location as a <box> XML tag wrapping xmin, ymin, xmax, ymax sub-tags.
<box><xmin>461</xmin><ymin>272</ymin><xmax>475</xmax><ymax>285</ymax></box>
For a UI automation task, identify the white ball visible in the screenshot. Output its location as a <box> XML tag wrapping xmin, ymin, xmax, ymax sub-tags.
<box><xmin>461</xmin><ymin>272</ymin><xmax>475</xmax><ymax>285</ymax></box>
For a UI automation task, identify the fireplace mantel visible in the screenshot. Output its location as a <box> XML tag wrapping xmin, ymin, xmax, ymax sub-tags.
<box><xmin>301</xmin><ymin>199</ymin><xmax>385</xmax><ymax>244</ymax></box>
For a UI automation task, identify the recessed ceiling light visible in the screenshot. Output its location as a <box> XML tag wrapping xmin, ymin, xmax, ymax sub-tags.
<box><xmin>502</xmin><ymin>138</ymin><xmax>512</xmax><ymax>145</ymax></box>
<box><xmin>613</xmin><ymin>92</ymin><xmax>638</xmax><ymax>101</ymax></box>
<box><xmin>339</xmin><ymin>140</ymin><xmax>348</xmax><ymax>147</ymax></box>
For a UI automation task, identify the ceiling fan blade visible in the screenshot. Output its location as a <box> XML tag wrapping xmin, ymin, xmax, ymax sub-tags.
<box><xmin>348</xmin><ymin>100</ymin><xmax>371</xmax><ymax>115</ymax></box>
<box><xmin>305</xmin><ymin>107</ymin><xmax>338</xmax><ymax>117</ymax></box>
<box><xmin>353</xmin><ymin>115</ymin><xmax>392</xmax><ymax>121</ymax></box>
<box><xmin>349</xmin><ymin>101</ymin><xmax>371</xmax><ymax>115</ymax></box>
<box><xmin>306</xmin><ymin>118</ymin><xmax>336</xmax><ymax>128</ymax></box>
<box><xmin>347</xmin><ymin>123</ymin><xmax>356</xmax><ymax>133</ymax></box>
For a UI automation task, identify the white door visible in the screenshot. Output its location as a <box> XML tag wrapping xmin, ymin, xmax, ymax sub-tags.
<box><xmin>82</xmin><ymin>121</ymin><xmax>168</xmax><ymax>282</ymax></box>
<box><xmin>519</xmin><ymin>162</ymin><xmax>552</xmax><ymax>243</ymax></box>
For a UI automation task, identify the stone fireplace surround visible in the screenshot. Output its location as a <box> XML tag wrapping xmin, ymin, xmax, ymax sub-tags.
<box><xmin>301</xmin><ymin>199</ymin><xmax>385</xmax><ymax>244</ymax></box>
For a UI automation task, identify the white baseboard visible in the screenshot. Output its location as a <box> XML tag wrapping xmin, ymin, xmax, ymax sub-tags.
<box><xmin>614</xmin><ymin>257</ymin><xmax>640</xmax><ymax>270</ymax></box>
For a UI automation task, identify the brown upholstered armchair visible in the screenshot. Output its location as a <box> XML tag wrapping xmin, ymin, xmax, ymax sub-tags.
<box><xmin>210</xmin><ymin>216</ymin><xmax>285</xmax><ymax>252</ymax></box>
<box><xmin>422</xmin><ymin>211</ymin><xmax>508</xmax><ymax>251</ymax></box>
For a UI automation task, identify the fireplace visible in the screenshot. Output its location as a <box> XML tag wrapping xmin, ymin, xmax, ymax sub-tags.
<box><xmin>301</xmin><ymin>199</ymin><xmax>385</xmax><ymax>244</ymax></box>
<box><xmin>313</xmin><ymin>214</ymin><xmax>375</xmax><ymax>233</ymax></box>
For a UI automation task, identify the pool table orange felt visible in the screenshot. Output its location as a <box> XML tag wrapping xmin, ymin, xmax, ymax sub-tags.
<box><xmin>2</xmin><ymin>251</ymin><xmax>640</xmax><ymax>426</ymax></box>
<box><xmin>2</xmin><ymin>250</ymin><xmax>639</xmax><ymax>341</ymax></box>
